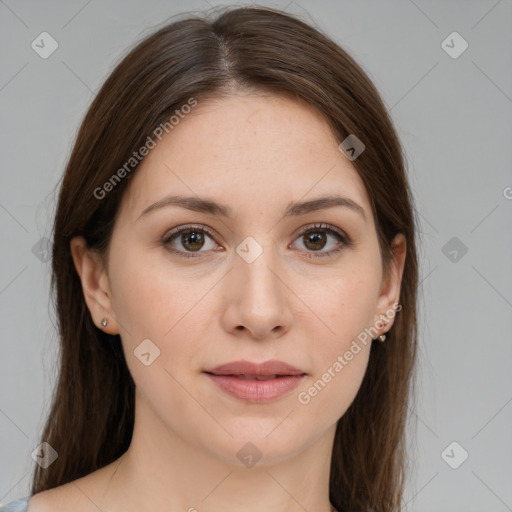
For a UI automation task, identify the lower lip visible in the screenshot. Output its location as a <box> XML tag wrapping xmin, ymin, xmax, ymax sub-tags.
<box><xmin>205</xmin><ymin>373</ymin><xmax>306</xmax><ymax>403</ymax></box>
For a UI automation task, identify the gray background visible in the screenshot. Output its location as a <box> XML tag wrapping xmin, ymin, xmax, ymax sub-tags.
<box><xmin>1</xmin><ymin>0</ymin><xmax>511</xmax><ymax>510</ymax></box>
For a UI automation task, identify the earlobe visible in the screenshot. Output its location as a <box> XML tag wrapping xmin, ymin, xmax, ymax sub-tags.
<box><xmin>69</xmin><ymin>236</ymin><xmax>119</xmax><ymax>334</ymax></box>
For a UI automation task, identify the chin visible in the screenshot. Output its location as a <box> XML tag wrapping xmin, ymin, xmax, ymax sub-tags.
<box><xmin>200</xmin><ymin>422</ymin><xmax>311</xmax><ymax>468</ymax></box>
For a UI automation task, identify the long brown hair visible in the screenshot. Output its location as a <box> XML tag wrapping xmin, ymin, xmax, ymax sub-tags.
<box><xmin>33</xmin><ymin>6</ymin><xmax>419</xmax><ymax>511</ymax></box>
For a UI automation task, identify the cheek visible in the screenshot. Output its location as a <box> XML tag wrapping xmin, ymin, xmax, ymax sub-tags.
<box><xmin>109</xmin><ymin>254</ymin><xmax>206</xmax><ymax>412</ymax></box>
<box><xmin>108</xmin><ymin>247</ymin><xmax>193</xmax><ymax>337</ymax></box>
<box><xmin>301</xmin><ymin>266</ymin><xmax>379</xmax><ymax>409</ymax></box>
<box><xmin>296</xmin><ymin>322</ymin><xmax>372</xmax><ymax>424</ymax></box>
<box><xmin>317</xmin><ymin>266</ymin><xmax>381</xmax><ymax>344</ymax></box>
<box><xmin>108</xmin><ymin>249</ymin><xmax>213</xmax><ymax>375</ymax></box>
<box><xmin>316</xmin><ymin>348</ymin><xmax>371</xmax><ymax>424</ymax></box>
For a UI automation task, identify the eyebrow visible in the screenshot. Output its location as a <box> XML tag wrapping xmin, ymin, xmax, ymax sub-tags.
<box><xmin>137</xmin><ymin>194</ymin><xmax>367</xmax><ymax>222</ymax></box>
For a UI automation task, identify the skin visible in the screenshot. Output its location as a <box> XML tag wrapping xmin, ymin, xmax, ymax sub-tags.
<box><xmin>29</xmin><ymin>92</ymin><xmax>405</xmax><ymax>512</ymax></box>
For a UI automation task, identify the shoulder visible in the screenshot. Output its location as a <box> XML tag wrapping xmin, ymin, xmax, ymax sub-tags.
<box><xmin>22</xmin><ymin>483</ymin><xmax>87</xmax><ymax>512</ymax></box>
<box><xmin>0</xmin><ymin>496</ymin><xmax>29</xmax><ymax>512</ymax></box>
<box><xmin>13</xmin><ymin>484</ymin><xmax>83</xmax><ymax>512</ymax></box>
<box><xmin>10</xmin><ymin>457</ymin><xmax>124</xmax><ymax>512</ymax></box>
<box><xmin>21</xmin><ymin>459</ymin><xmax>123</xmax><ymax>512</ymax></box>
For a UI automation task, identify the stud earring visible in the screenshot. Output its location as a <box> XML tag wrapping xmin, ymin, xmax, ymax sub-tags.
<box><xmin>101</xmin><ymin>318</ymin><xmax>108</xmax><ymax>328</ymax></box>
<box><xmin>377</xmin><ymin>333</ymin><xmax>386</xmax><ymax>342</ymax></box>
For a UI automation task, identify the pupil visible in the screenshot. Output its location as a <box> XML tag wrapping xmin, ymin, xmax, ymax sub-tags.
<box><xmin>183</xmin><ymin>231</ymin><xmax>204</xmax><ymax>251</ymax></box>
<box><xmin>305</xmin><ymin>232</ymin><xmax>326</xmax><ymax>251</ymax></box>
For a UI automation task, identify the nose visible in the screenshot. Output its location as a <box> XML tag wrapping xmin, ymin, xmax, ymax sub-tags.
<box><xmin>220</xmin><ymin>243</ymin><xmax>293</xmax><ymax>341</ymax></box>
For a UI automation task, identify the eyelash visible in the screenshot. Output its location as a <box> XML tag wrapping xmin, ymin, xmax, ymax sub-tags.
<box><xmin>161</xmin><ymin>223</ymin><xmax>351</xmax><ymax>259</ymax></box>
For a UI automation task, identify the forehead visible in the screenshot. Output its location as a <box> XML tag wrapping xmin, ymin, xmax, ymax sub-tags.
<box><xmin>119</xmin><ymin>93</ymin><xmax>372</xmax><ymax>223</ymax></box>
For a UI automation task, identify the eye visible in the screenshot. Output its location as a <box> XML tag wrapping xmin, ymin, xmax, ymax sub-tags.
<box><xmin>162</xmin><ymin>224</ymin><xmax>219</xmax><ymax>258</ymax></box>
<box><xmin>291</xmin><ymin>223</ymin><xmax>350</xmax><ymax>258</ymax></box>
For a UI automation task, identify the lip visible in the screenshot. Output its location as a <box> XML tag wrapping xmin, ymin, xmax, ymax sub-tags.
<box><xmin>203</xmin><ymin>359</ymin><xmax>307</xmax><ymax>403</ymax></box>
<box><xmin>205</xmin><ymin>374</ymin><xmax>306</xmax><ymax>403</ymax></box>
<box><xmin>205</xmin><ymin>359</ymin><xmax>305</xmax><ymax>377</ymax></box>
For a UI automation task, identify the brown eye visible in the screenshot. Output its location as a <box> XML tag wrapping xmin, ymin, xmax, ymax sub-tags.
<box><xmin>162</xmin><ymin>225</ymin><xmax>218</xmax><ymax>258</ymax></box>
<box><xmin>180</xmin><ymin>230</ymin><xmax>206</xmax><ymax>251</ymax></box>
<box><xmin>292</xmin><ymin>223</ymin><xmax>350</xmax><ymax>258</ymax></box>
<box><xmin>303</xmin><ymin>231</ymin><xmax>328</xmax><ymax>251</ymax></box>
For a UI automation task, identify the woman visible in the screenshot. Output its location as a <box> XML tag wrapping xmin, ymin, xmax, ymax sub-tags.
<box><xmin>1</xmin><ymin>5</ymin><xmax>418</xmax><ymax>512</ymax></box>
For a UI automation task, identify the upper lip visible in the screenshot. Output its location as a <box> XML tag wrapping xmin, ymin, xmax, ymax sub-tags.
<box><xmin>204</xmin><ymin>359</ymin><xmax>306</xmax><ymax>376</ymax></box>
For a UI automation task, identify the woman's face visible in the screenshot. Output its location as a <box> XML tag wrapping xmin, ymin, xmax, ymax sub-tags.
<box><xmin>72</xmin><ymin>92</ymin><xmax>405</xmax><ymax>467</ymax></box>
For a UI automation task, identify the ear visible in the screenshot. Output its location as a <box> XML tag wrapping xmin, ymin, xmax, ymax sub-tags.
<box><xmin>373</xmin><ymin>233</ymin><xmax>407</xmax><ymax>333</ymax></box>
<box><xmin>70</xmin><ymin>236</ymin><xmax>119</xmax><ymax>335</ymax></box>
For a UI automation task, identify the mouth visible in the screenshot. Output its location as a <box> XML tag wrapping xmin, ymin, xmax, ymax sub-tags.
<box><xmin>204</xmin><ymin>359</ymin><xmax>306</xmax><ymax>377</ymax></box>
<box><xmin>203</xmin><ymin>360</ymin><xmax>307</xmax><ymax>403</ymax></box>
